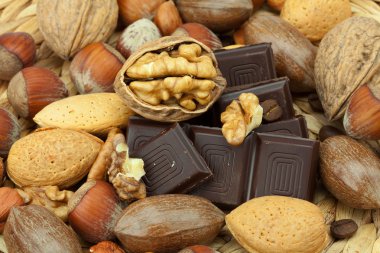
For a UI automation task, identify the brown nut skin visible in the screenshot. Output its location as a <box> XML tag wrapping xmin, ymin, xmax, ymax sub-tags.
<box><xmin>70</xmin><ymin>42</ymin><xmax>125</xmax><ymax>94</ymax></box>
<box><xmin>176</xmin><ymin>0</ymin><xmax>253</xmax><ymax>33</ymax></box>
<box><xmin>114</xmin><ymin>36</ymin><xmax>226</xmax><ymax>122</ymax></box>
<box><xmin>116</xmin><ymin>19</ymin><xmax>161</xmax><ymax>59</ymax></box>
<box><xmin>0</xmin><ymin>108</ymin><xmax>21</xmax><ymax>157</ymax></box>
<box><xmin>172</xmin><ymin>23</ymin><xmax>222</xmax><ymax>51</ymax></box>
<box><xmin>7</xmin><ymin>67</ymin><xmax>68</xmax><ymax>119</ymax></box>
<box><xmin>4</xmin><ymin>205</ymin><xmax>82</xmax><ymax>253</ymax></box>
<box><xmin>0</xmin><ymin>187</ymin><xmax>26</xmax><ymax>233</ymax></box>
<box><xmin>244</xmin><ymin>14</ymin><xmax>317</xmax><ymax>93</ymax></box>
<box><xmin>114</xmin><ymin>194</ymin><xmax>225</xmax><ymax>253</ymax></box>
<box><xmin>68</xmin><ymin>180</ymin><xmax>123</xmax><ymax>244</ymax></box>
<box><xmin>0</xmin><ymin>32</ymin><xmax>36</xmax><ymax>81</ymax></box>
<box><xmin>320</xmin><ymin>136</ymin><xmax>380</xmax><ymax>209</ymax></box>
<box><xmin>117</xmin><ymin>0</ymin><xmax>165</xmax><ymax>25</ymax></box>
<box><xmin>0</xmin><ymin>158</ymin><xmax>4</xmax><ymax>186</ymax></box>
<box><xmin>267</xmin><ymin>0</ymin><xmax>286</xmax><ymax>11</ymax></box>
<box><xmin>154</xmin><ymin>1</ymin><xmax>183</xmax><ymax>36</ymax></box>
<box><xmin>89</xmin><ymin>241</ymin><xmax>126</xmax><ymax>253</ymax></box>
<box><xmin>344</xmin><ymin>84</ymin><xmax>380</xmax><ymax>140</ymax></box>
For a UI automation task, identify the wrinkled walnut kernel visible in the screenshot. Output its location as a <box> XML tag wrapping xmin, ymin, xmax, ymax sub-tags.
<box><xmin>107</xmin><ymin>133</ymin><xmax>146</xmax><ymax>202</ymax></box>
<box><xmin>221</xmin><ymin>93</ymin><xmax>263</xmax><ymax>146</ymax></box>
<box><xmin>22</xmin><ymin>186</ymin><xmax>74</xmax><ymax>222</ymax></box>
<box><xmin>126</xmin><ymin>43</ymin><xmax>218</xmax><ymax>111</ymax></box>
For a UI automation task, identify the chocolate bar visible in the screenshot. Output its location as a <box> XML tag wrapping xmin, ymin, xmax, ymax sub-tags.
<box><xmin>215</xmin><ymin>43</ymin><xmax>276</xmax><ymax>87</ymax></box>
<box><xmin>255</xmin><ymin>116</ymin><xmax>308</xmax><ymax>138</ymax></box>
<box><xmin>126</xmin><ymin>116</ymin><xmax>171</xmax><ymax>153</ymax></box>
<box><xmin>188</xmin><ymin>126</ymin><xmax>318</xmax><ymax>208</ymax></box>
<box><xmin>131</xmin><ymin>123</ymin><xmax>212</xmax><ymax>196</ymax></box>
<box><xmin>214</xmin><ymin>77</ymin><xmax>295</xmax><ymax>126</ymax></box>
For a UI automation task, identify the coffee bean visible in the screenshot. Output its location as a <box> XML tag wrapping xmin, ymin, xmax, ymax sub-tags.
<box><xmin>261</xmin><ymin>99</ymin><xmax>283</xmax><ymax>122</ymax></box>
<box><xmin>319</xmin><ymin>126</ymin><xmax>344</xmax><ymax>141</ymax></box>
<box><xmin>308</xmin><ymin>93</ymin><xmax>324</xmax><ymax>112</ymax></box>
<box><xmin>330</xmin><ymin>219</ymin><xmax>358</xmax><ymax>239</ymax></box>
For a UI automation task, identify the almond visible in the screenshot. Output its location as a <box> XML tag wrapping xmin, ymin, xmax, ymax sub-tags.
<box><xmin>33</xmin><ymin>93</ymin><xmax>135</xmax><ymax>136</ymax></box>
<box><xmin>320</xmin><ymin>136</ymin><xmax>380</xmax><ymax>209</ymax></box>
<box><xmin>4</xmin><ymin>205</ymin><xmax>82</xmax><ymax>253</ymax></box>
<box><xmin>114</xmin><ymin>194</ymin><xmax>225</xmax><ymax>253</ymax></box>
<box><xmin>7</xmin><ymin>128</ymin><xmax>103</xmax><ymax>189</ymax></box>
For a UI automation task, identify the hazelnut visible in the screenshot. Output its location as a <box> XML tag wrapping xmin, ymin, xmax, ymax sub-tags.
<box><xmin>344</xmin><ymin>84</ymin><xmax>380</xmax><ymax>140</ymax></box>
<box><xmin>0</xmin><ymin>32</ymin><xmax>36</xmax><ymax>81</ymax></box>
<box><xmin>0</xmin><ymin>108</ymin><xmax>21</xmax><ymax>157</ymax></box>
<box><xmin>117</xmin><ymin>0</ymin><xmax>165</xmax><ymax>25</ymax></box>
<box><xmin>176</xmin><ymin>0</ymin><xmax>253</xmax><ymax>33</ymax></box>
<box><xmin>68</xmin><ymin>180</ymin><xmax>123</xmax><ymax>243</ymax></box>
<box><xmin>267</xmin><ymin>0</ymin><xmax>286</xmax><ymax>11</ymax></box>
<box><xmin>116</xmin><ymin>18</ymin><xmax>161</xmax><ymax>59</ymax></box>
<box><xmin>7</xmin><ymin>67</ymin><xmax>68</xmax><ymax>119</ymax></box>
<box><xmin>172</xmin><ymin>23</ymin><xmax>222</xmax><ymax>51</ymax></box>
<box><xmin>70</xmin><ymin>42</ymin><xmax>125</xmax><ymax>94</ymax></box>
<box><xmin>154</xmin><ymin>0</ymin><xmax>183</xmax><ymax>36</ymax></box>
<box><xmin>89</xmin><ymin>241</ymin><xmax>126</xmax><ymax>253</ymax></box>
<box><xmin>252</xmin><ymin>0</ymin><xmax>265</xmax><ymax>11</ymax></box>
<box><xmin>0</xmin><ymin>187</ymin><xmax>26</xmax><ymax>233</ymax></box>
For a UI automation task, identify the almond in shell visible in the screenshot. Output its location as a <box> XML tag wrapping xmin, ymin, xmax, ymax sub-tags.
<box><xmin>7</xmin><ymin>128</ymin><xmax>103</xmax><ymax>189</ymax></box>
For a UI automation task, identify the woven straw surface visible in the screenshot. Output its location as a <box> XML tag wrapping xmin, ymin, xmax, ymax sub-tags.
<box><xmin>1</xmin><ymin>0</ymin><xmax>380</xmax><ymax>252</ymax></box>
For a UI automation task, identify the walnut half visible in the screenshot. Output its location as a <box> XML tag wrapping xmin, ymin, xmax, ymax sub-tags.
<box><xmin>114</xmin><ymin>36</ymin><xmax>226</xmax><ymax>122</ymax></box>
<box><xmin>21</xmin><ymin>186</ymin><xmax>74</xmax><ymax>222</ymax></box>
<box><xmin>221</xmin><ymin>93</ymin><xmax>263</xmax><ymax>146</ymax></box>
<box><xmin>107</xmin><ymin>133</ymin><xmax>146</xmax><ymax>202</ymax></box>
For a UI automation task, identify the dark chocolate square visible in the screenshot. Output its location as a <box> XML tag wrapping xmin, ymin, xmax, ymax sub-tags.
<box><xmin>255</xmin><ymin>116</ymin><xmax>308</xmax><ymax>138</ymax></box>
<box><xmin>249</xmin><ymin>133</ymin><xmax>319</xmax><ymax>201</ymax></box>
<box><xmin>214</xmin><ymin>77</ymin><xmax>295</xmax><ymax>126</ymax></box>
<box><xmin>188</xmin><ymin>126</ymin><xmax>256</xmax><ymax>209</ymax></box>
<box><xmin>215</xmin><ymin>43</ymin><xmax>276</xmax><ymax>87</ymax></box>
<box><xmin>131</xmin><ymin>124</ymin><xmax>212</xmax><ymax>196</ymax></box>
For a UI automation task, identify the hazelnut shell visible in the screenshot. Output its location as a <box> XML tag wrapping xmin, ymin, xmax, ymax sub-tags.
<box><xmin>114</xmin><ymin>36</ymin><xmax>226</xmax><ymax>122</ymax></box>
<box><xmin>0</xmin><ymin>108</ymin><xmax>21</xmax><ymax>157</ymax></box>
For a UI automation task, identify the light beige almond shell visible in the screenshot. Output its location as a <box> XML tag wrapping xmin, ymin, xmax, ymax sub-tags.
<box><xmin>315</xmin><ymin>17</ymin><xmax>380</xmax><ymax>121</ymax></box>
<box><xmin>226</xmin><ymin>196</ymin><xmax>328</xmax><ymax>253</ymax></box>
<box><xmin>320</xmin><ymin>136</ymin><xmax>380</xmax><ymax>209</ymax></box>
<box><xmin>281</xmin><ymin>0</ymin><xmax>352</xmax><ymax>42</ymax></box>
<box><xmin>114</xmin><ymin>36</ymin><xmax>226</xmax><ymax>122</ymax></box>
<box><xmin>36</xmin><ymin>0</ymin><xmax>118</xmax><ymax>59</ymax></box>
<box><xmin>7</xmin><ymin>128</ymin><xmax>103</xmax><ymax>189</ymax></box>
<box><xmin>33</xmin><ymin>93</ymin><xmax>135</xmax><ymax>135</ymax></box>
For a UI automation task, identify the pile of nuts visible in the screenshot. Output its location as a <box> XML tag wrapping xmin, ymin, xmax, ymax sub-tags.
<box><xmin>1</xmin><ymin>0</ymin><xmax>380</xmax><ymax>252</ymax></box>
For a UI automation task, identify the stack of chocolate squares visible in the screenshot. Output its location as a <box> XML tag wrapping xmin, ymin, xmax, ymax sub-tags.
<box><xmin>127</xmin><ymin>43</ymin><xmax>319</xmax><ymax>210</ymax></box>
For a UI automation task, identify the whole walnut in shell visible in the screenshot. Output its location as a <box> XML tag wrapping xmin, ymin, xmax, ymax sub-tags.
<box><xmin>114</xmin><ymin>36</ymin><xmax>226</xmax><ymax>122</ymax></box>
<box><xmin>36</xmin><ymin>0</ymin><xmax>118</xmax><ymax>59</ymax></box>
<box><xmin>315</xmin><ymin>17</ymin><xmax>380</xmax><ymax>121</ymax></box>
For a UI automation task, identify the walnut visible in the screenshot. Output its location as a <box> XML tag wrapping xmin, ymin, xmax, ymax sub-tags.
<box><xmin>114</xmin><ymin>36</ymin><xmax>226</xmax><ymax>122</ymax></box>
<box><xmin>87</xmin><ymin>128</ymin><xmax>121</xmax><ymax>181</ymax></box>
<box><xmin>21</xmin><ymin>186</ymin><xmax>74</xmax><ymax>221</ymax></box>
<box><xmin>221</xmin><ymin>93</ymin><xmax>263</xmax><ymax>146</ymax></box>
<box><xmin>107</xmin><ymin>133</ymin><xmax>146</xmax><ymax>202</ymax></box>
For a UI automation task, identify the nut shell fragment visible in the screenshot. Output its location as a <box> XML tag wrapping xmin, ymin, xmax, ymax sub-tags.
<box><xmin>114</xmin><ymin>36</ymin><xmax>226</xmax><ymax>122</ymax></box>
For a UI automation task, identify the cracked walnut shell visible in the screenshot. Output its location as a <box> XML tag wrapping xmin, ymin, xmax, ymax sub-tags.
<box><xmin>221</xmin><ymin>93</ymin><xmax>263</xmax><ymax>146</ymax></box>
<box><xmin>114</xmin><ymin>36</ymin><xmax>226</xmax><ymax>122</ymax></box>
